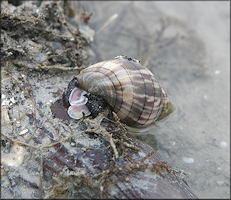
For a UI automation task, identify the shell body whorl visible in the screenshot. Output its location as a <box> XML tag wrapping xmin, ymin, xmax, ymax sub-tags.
<box><xmin>74</xmin><ymin>56</ymin><xmax>174</xmax><ymax>128</ymax></box>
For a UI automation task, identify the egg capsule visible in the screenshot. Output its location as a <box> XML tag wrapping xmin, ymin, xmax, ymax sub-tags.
<box><xmin>67</xmin><ymin>87</ymin><xmax>91</xmax><ymax>119</ymax></box>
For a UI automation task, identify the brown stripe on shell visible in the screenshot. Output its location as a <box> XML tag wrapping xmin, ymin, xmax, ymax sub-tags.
<box><xmin>149</xmin><ymin>78</ymin><xmax>163</xmax><ymax>120</ymax></box>
<box><xmin>137</xmin><ymin>68</ymin><xmax>157</xmax><ymax>126</ymax></box>
<box><xmin>116</xmin><ymin>60</ymin><xmax>146</xmax><ymax>126</ymax></box>
<box><xmin>80</xmin><ymin>62</ymin><xmax>127</xmax><ymax>112</ymax></box>
<box><xmin>101</xmin><ymin>60</ymin><xmax>127</xmax><ymax>113</ymax></box>
<box><xmin>98</xmin><ymin>59</ymin><xmax>135</xmax><ymax>119</ymax></box>
<box><xmin>78</xmin><ymin>71</ymin><xmax>116</xmax><ymax>99</ymax></box>
<box><xmin>78</xmin><ymin>67</ymin><xmax>119</xmax><ymax>107</ymax></box>
<box><xmin>119</xmin><ymin>61</ymin><xmax>161</xmax><ymax>127</ymax></box>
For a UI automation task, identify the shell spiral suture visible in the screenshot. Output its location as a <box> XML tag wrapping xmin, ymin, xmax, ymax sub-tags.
<box><xmin>67</xmin><ymin>56</ymin><xmax>174</xmax><ymax>128</ymax></box>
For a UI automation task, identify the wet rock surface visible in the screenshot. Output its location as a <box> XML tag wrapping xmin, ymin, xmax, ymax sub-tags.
<box><xmin>1</xmin><ymin>0</ymin><xmax>94</xmax><ymax>70</ymax></box>
<box><xmin>1</xmin><ymin>1</ymin><xmax>229</xmax><ymax>199</ymax></box>
<box><xmin>1</xmin><ymin>70</ymin><xmax>197</xmax><ymax>198</ymax></box>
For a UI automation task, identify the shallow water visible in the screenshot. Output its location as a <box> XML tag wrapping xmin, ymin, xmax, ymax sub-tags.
<box><xmin>80</xmin><ymin>1</ymin><xmax>230</xmax><ymax>198</ymax></box>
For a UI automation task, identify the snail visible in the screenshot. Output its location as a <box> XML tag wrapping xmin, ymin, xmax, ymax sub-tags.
<box><xmin>63</xmin><ymin>55</ymin><xmax>174</xmax><ymax>129</ymax></box>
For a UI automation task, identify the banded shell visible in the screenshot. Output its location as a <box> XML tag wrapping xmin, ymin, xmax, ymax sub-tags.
<box><xmin>68</xmin><ymin>56</ymin><xmax>174</xmax><ymax>128</ymax></box>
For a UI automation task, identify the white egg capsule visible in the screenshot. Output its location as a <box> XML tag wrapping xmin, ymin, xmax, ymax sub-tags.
<box><xmin>67</xmin><ymin>87</ymin><xmax>91</xmax><ymax>119</ymax></box>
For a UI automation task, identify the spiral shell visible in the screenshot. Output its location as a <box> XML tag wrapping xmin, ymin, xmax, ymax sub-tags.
<box><xmin>71</xmin><ymin>56</ymin><xmax>174</xmax><ymax>128</ymax></box>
